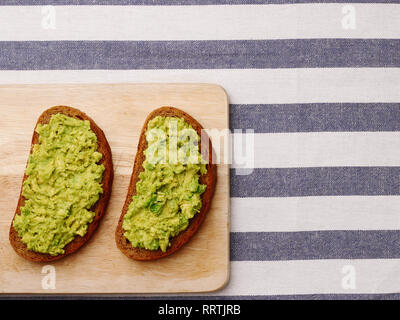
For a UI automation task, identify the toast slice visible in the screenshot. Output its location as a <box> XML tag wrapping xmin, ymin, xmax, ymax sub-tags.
<box><xmin>9</xmin><ymin>106</ymin><xmax>114</xmax><ymax>262</ymax></box>
<box><xmin>116</xmin><ymin>106</ymin><xmax>217</xmax><ymax>260</ymax></box>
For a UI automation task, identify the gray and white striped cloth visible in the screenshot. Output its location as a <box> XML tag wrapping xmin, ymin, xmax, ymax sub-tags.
<box><xmin>2</xmin><ymin>1</ymin><xmax>400</xmax><ymax>299</ymax></box>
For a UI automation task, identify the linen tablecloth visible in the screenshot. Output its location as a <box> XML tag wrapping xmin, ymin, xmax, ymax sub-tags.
<box><xmin>1</xmin><ymin>1</ymin><xmax>400</xmax><ymax>299</ymax></box>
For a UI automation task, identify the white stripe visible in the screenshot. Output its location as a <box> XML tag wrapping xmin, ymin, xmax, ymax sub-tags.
<box><xmin>231</xmin><ymin>196</ymin><xmax>400</xmax><ymax>232</ymax></box>
<box><xmin>0</xmin><ymin>4</ymin><xmax>399</xmax><ymax>41</ymax></box>
<box><xmin>5</xmin><ymin>131</ymin><xmax>400</xmax><ymax>175</ymax></box>
<box><xmin>211</xmin><ymin>260</ymin><xmax>400</xmax><ymax>296</ymax></box>
<box><xmin>134</xmin><ymin>259</ymin><xmax>400</xmax><ymax>296</ymax></box>
<box><xmin>0</xmin><ymin>68</ymin><xmax>400</xmax><ymax>104</ymax></box>
<box><xmin>232</xmin><ymin>132</ymin><xmax>400</xmax><ymax>169</ymax></box>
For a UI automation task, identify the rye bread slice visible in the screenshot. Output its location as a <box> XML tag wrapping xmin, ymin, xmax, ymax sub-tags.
<box><xmin>115</xmin><ymin>106</ymin><xmax>217</xmax><ymax>261</ymax></box>
<box><xmin>9</xmin><ymin>106</ymin><xmax>114</xmax><ymax>262</ymax></box>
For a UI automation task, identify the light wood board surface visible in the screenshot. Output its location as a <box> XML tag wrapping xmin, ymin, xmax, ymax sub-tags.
<box><xmin>0</xmin><ymin>83</ymin><xmax>230</xmax><ymax>294</ymax></box>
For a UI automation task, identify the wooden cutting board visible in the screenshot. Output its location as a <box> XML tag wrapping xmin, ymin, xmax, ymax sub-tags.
<box><xmin>0</xmin><ymin>83</ymin><xmax>229</xmax><ymax>294</ymax></box>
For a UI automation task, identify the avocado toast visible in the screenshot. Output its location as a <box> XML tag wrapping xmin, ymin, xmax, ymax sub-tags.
<box><xmin>116</xmin><ymin>107</ymin><xmax>217</xmax><ymax>260</ymax></box>
<box><xmin>9</xmin><ymin>106</ymin><xmax>114</xmax><ymax>262</ymax></box>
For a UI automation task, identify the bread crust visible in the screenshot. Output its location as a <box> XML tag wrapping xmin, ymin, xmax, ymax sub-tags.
<box><xmin>115</xmin><ymin>107</ymin><xmax>217</xmax><ymax>261</ymax></box>
<box><xmin>9</xmin><ymin>106</ymin><xmax>114</xmax><ymax>262</ymax></box>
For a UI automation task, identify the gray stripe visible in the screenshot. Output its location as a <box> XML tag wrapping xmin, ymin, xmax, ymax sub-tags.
<box><xmin>230</xmin><ymin>167</ymin><xmax>400</xmax><ymax>198</ymax></box>
<box><xmin>1</xmin><ymin>40</ymin><xmax>399</xmax><ymax>70</ymax></box>
<box><xmin>0</xmin><ymin>0</ymin><xmax>397</xmax><ymax>5</ymax></box>
<box><xmin>231</xmin><ymin>231</ymin><xmax>400</xmax><ymax>261</ymax></box>
<box><xmin>230</xmin><ymin>103</ymin><xmax>400</xmax><ymax>133</ymax></box>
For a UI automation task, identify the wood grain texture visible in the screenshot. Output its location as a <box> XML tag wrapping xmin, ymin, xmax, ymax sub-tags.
<box><xmin>0</xmin><ymin>83</ymin><xmax>230</xmax><ymax>294</ymax></box>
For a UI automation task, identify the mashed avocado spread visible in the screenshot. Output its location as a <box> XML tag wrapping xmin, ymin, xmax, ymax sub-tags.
<box><xmin>13</xmin><ymin>114</ymin><xmax>105</xmax><ymax>256</ymax></box>
<box><xmin>122</xmin><ymin>116</ymin><xmax>207</xmax><ymax>252</ymax></box>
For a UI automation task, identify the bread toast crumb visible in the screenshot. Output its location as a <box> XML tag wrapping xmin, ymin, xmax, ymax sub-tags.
<box><xmin>115</xmin><ymin>106</ymin><xmax>217</xmax><ymax>261</ymax></box>
<box><xmin>9</xmin><ymin>106</ymin><xmax>114</xmax><ymax>262</ymax></box>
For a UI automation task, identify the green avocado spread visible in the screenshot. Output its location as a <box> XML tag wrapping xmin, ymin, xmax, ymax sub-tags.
<box><xmin>13</xmin><ymin>113</ymin><xmax>105</xmax><ymax>256</ymax></box>
<box><xmin>122</xmin><ymin>116</ymin><xmax>207</xmax><ymax>252</ymax></box>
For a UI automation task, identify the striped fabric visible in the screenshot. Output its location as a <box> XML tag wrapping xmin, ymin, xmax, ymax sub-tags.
<box><xmin>2</xmin><ymin>1</ymin><xmax>400</xmax><ymax>299</ymax></box>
